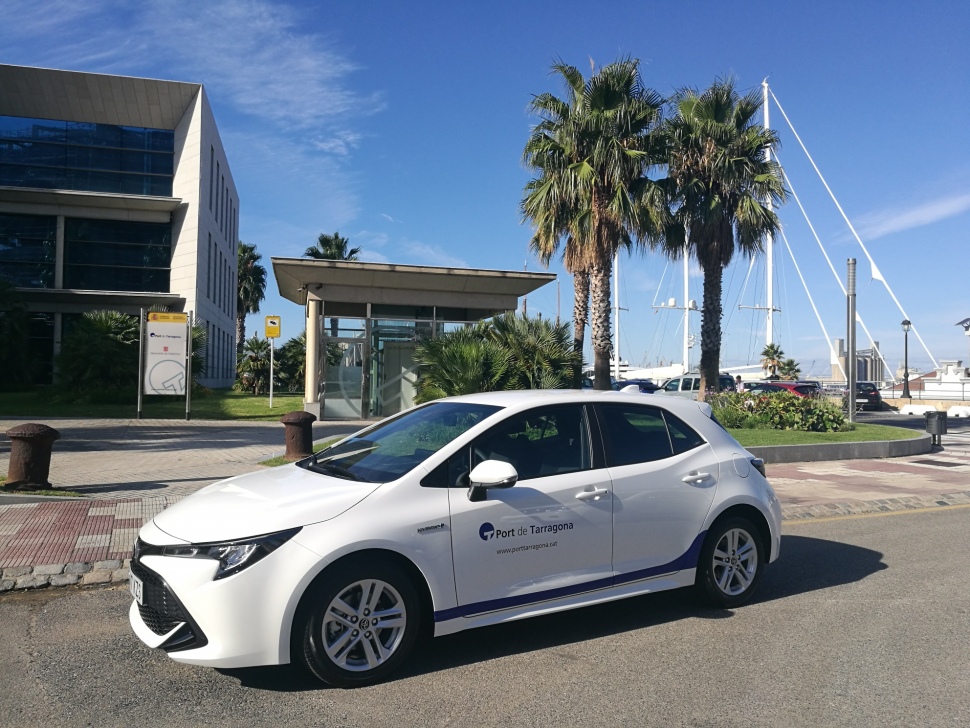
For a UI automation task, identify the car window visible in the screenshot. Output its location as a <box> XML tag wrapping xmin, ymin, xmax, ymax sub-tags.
<box><xmin>664</xmin><ymin>379</ymin><xmax>680</xmax><ymax>392</ymax></box>
<box><xmin>469</xmin><ymin>404</ymin><xmax>591</xmax><ymax>482</ymax></box>
<box><xmin>794</xmin><ymin>385</ymin><xmax>815</xmax><ymax>395</ymax></box>
<box><xmin>663</xmin><ymin>411</ymin><xmax>705</xmax><ymax>455</ymax></box>
<box><xmin>599</xmin><ymin>404</ymin><xmax>675</xmax><ymax>466</ymax></box>
<box><xmin>858</xmin><ymin>383</ymin><xmax>877</xmax><ymax>393</ymax></box>
<box><xmin>691</xmin><ymin>378</ymin><xmax>701</xmax><ymax>391</ymax></box>
<box><xmin>306</xmin><ymin>401</ymin><xmax>500</xmax><ymax>484</ymax></box>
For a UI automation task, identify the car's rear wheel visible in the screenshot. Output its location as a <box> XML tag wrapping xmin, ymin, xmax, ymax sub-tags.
<box><xmin>696</xmin><ymin>517</ymin><xmax>765</xmax><ymax>608</ymax></box>
<box><xmin>295</xmin><ymin>558</ymin><xmax>421</xmax><ymax>688</ymax></box>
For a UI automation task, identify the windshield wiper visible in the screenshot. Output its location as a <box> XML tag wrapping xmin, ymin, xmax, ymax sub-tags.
<box><xmin>308</xmin><ymin>461</ymin><xmax>363</xmax><ymax>482</ymax></box>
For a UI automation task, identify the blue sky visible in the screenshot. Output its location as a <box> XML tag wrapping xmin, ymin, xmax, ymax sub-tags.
<box><xmin>2</xmin><ymin>0</ymin><xmax>968</xmax><ymax>377</ymax></box>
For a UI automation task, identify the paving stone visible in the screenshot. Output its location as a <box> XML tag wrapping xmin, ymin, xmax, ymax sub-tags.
<box><xmin>34</xmin><ymin>563</ymin><xmax>65</xmax><ymax>576</ymax></box>
<box><xmin>111</xmin><ymin>568</ymin><xmax>129</xmax><ymax>582</ymax></box>
<box><xmin>64</xmin><ymin>562</ymin><xmax>92</xmax><ymax>575</ymax></box>
<box><xmin>15</xmin><ymin>574</ymin><xmax>50</xmax><ymax>589</ymax></box>
<box><xmin>94</xmin><ymin>559</ymin><xmax>123</xmax><ymax>571</ymax></box>
<box><xmin>50</xmin><ymin>574</ymin><xmax>80</xmax><ymax>587</ymax></box>
<box><xmin>0</xmin><ymin>579</ymin><xmax>14</xmax><ymax>592</ymax></box>
<box><xmin>2</xmin><ymin>566</ymin><xmax>31</xmax><ymax>579</ymax></box>
<box><xmin>81</xmin><ymin>571</ymin><xmax>111</xmax><ymax>585</ymax></box>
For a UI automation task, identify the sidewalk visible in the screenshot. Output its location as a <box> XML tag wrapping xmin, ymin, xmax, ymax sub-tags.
<box><xmin>1</xmin><ymin>418</ymin><xmax>969</xmax><ymax>589</ymax></box>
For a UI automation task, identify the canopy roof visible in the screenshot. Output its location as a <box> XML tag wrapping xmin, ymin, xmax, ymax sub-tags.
<box><xmin>272</xmin><ymin>258</ymin><xmax>556</xmax><ymax>319</ymax></box>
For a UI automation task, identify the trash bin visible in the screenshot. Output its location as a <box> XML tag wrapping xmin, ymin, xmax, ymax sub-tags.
<box><xmin>924</xmin><ymin>411</ymin><xmax>947</xmax><ymax>445</ymax></box>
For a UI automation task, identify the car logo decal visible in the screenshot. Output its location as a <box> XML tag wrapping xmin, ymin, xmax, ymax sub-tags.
<box><xmin>479</xmin><ymin>522</ymin><xmax>495</xmax><ymax>541</ymax></box>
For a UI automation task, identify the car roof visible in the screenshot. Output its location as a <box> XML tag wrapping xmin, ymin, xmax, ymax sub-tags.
<box><xmin>439</xmin><ymin>388</ymin><xmax>710</xmax><ymax>416</ymax></box>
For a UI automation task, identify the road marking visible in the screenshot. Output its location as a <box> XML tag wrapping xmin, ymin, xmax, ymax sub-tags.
<box><xmin>784</xmin><ymin>502</ymin><xmax>970</xmax><ymax>525</ymax></box>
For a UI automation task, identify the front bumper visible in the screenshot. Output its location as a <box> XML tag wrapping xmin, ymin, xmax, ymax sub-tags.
<box><xmin>128</xmin><ymin>531</ymin><xmax>324</xmax><ymax>669</ymax></box>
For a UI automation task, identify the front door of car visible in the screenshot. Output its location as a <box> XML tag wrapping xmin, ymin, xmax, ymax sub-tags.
<box><xmin>448</xmin><ymin>404</ymin><xmax>613</xmax><ymax>614</ymax></box>
<box><xmin>595</xmin><ymin>403</ymin><xmax>719</xmax><ymax>582</ymax></box>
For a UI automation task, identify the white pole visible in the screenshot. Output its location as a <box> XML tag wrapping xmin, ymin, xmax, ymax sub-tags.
<box><xmin>763</xmin><ymin>78</ymin><xmax>774</xmax><ymax>347</ymax></box>
<box><xmin>613</xmin><ymin>251</ymin><xmax>620</xmax><ymax>381</ymax></box>
<box><xmin>682</xmin><ymin>251</ymin><xmax>688</xmax><ymax>371</ymax></box>
<box><xmin>269</xmin><ymin>342</ymin><xmax>274</xmax><ymax>408</ymax></box>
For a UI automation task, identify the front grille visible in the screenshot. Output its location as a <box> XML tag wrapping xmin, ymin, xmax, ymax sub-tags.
<box><xmin>130</xmin><ymin>558</ymin><xmax>189</xmax><ymax>636</ymax></box>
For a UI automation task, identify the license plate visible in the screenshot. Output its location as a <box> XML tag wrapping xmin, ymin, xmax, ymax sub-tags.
<box><xmin>129</xmin><ymin>572</ymin><xmax>144</xmax><ymax>605</ymax></box>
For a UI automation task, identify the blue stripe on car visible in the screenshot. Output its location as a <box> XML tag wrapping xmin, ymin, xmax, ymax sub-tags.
<box><xmin>434</xmin><ymin>531</ymin><xmax>707</xmax><ymax>622</ymax></box>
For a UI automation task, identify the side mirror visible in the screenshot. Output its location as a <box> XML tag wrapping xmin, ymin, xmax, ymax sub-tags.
<box><xmin>467</xmin><ymin>460</ymin><xmax>518</xmax><ymax>502</ymax></box>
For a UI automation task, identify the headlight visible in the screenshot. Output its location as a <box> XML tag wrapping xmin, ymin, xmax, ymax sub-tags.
<box><xmin>156</xmin><ymin>527</ymin><xmax>302</xmax><ymax>580</ymax></box>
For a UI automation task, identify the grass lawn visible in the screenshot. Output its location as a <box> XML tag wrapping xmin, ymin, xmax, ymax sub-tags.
<box><xmin>729</xmin><ymin>423</ymin><xmax>921</xmax><ymax>447</ymax></box>
<box><xmin>0</xmin><ymin>389</ymin><xmax>307</xmax><ymax>421</ymax></box>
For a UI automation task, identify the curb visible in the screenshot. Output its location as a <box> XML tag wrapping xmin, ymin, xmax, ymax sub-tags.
<box><xmin>1</xmin><ymin>558</ymin><xmax>130</xmax><ymax>593</ymax></box>
<box><xmin>748</xmin><ymin>432</ymin><xmax>933</xmax><ymax>464</ymax></box>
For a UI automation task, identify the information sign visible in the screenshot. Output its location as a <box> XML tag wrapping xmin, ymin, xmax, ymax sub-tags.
<box><xmin>144</xmin><ymin>314</ymin><xmax>188</xmax><ymax>395</ymax></box>
<box><xmin>265</xmin><ymin>316</ymin><xmax>281</xmax><ymax>339</ymax></box>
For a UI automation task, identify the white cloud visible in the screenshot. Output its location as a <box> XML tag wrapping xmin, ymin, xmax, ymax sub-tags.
<box><xmin>854</xmin><ymin>192</ymin><xmax>970</xmax><ymax>241</ymax></box>
<box><xmin>401</xmin><ymin>241</ymin><xmax>469</xmax><ymax>268</ymax></box>
<box><xmin>380</xmin><ymin>213</ymin><xmax>396</xmax><ymax>223</ymax></box>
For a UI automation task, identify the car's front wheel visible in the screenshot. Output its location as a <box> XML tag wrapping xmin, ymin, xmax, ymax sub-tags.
<box><xmin>295</xmin><ymin>558</ymin><xmax>421</xmax><ymax>688</ymax></box>
<box><xmin>696</xmin><ymin>517</ymin><xmax>765</xmax><ymax>608</ymax></box>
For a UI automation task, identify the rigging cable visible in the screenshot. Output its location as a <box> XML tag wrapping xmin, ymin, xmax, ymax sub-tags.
<box><xmin>770</xmin><ymin>89</ymin><xmax>938</xmax><ymax>369</ymax></box>
<box><xmin>778</xmin><ymin>226</ymin><xmax>846</xmax><ymax>379</ymax></box>
<box><xmin>777</xmin><ymin>157</ymin><xmax>896</xmax><ymax>382</ymax></box>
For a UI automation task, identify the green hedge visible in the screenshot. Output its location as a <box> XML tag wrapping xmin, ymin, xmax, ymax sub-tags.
<box><xmin>708</xmin><ymin>391</ymin><xmax>847</xmax><ymax>432</ymax></box>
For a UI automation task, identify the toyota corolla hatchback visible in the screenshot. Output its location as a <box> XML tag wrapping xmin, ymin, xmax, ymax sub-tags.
<box><xmin>129</xmin><ymin>390</ymin><xmax>781</xmax><ymax>688</ymax></box>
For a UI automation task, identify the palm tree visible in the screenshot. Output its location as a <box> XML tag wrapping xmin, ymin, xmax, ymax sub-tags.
<box><xmin>236</xmin><ymin>242</ymin><xmax>267</xmax><ymax>353</ymax></box>
<box><xmin>303</xmin><ymin>231</ymin><xmax>362</xmax><ymax>337</ymax></box>
<box><xmin>663</xmin><ymin>78</ymin><xmax>787</xmax><ymax>398</ymax></box>
<box><xmin>760</xmin><ymin>342</ymin><xmax>785</xmax><ymax>378</ymax></box>
<box><xmin>778</xmin><ymin>357</ymin><xmax>801</xmax><ymax>381</ymax></box>
<box><xmin>522</xmin><ymin>58</ymin><xmax>670</xmax><ymax>389</ymax></box>
<box><xmin>413</xmin><ymin>324</ymin><xmax>511</xmax><ymax>403</ymax></box>
<box><xmin>237</xmin><ymin>335</ymin><xmax>271</xmax><ymax>394</ymax></box>
<box><xmin>488</xmin><ymin>312</ymin><xmax>581</xmax><ymax>390</ymax></box>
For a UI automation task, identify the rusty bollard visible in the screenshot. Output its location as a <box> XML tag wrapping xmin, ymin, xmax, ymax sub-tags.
<box><xmin>281</xmin><ymin>411</ymin><xmax>317</xmax><ymax>460</ymax></box>
<box><xmin>5</xmin><ymin>423</ymin><xmax>61</xmax><ymax>489</ymax></box>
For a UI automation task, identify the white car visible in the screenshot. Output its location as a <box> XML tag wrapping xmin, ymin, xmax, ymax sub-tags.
<box><xmin>129</xmin><ymin>390</ymin><xmax>781</xmax><ymax>687</ymax></box>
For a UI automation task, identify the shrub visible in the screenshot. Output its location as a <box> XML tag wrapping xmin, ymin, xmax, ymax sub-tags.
<box><xmin>708</xmin><ymin>391</ymin><xmax>847</xmax><ymax>432</ymax></box>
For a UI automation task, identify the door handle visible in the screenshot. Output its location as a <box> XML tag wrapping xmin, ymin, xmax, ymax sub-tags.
<box><xmin>576</xmin><ymin>488</ymin><xmax>610</xmax><ymax>502</ymax></box>
<box><xmin>681</xmin><ymin>471</ymin><xmax>713</xmax><ymax>485</ymax></box>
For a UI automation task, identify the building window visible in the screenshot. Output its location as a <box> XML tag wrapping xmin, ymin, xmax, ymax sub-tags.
<box><xmin>216</xmin><ymin>161</ymin><xmax>221</xmax><ymax>224</ymax></box>
<box><xmin>207</xmin><ymin>233</ymin><xmax>213</xmax><ymax>300</ymax></box>
<box><xmin>63</xmin><ymin>218</ymin><xmax>171</xmax><ymax>292</ymax></box>
<box><xmin>209</xmin><ymin>147</ymin><xmax>214</xmax><ymax>210</ymax></box>
<box><xmin>0</xmin><ymin>116</ymin><xmax>174</xmax><ymax>196</ymax></box>
<box><xmin>0</xmin><ymin>212</ymin><xmax>56</xmax><ymax>288</ymax></box>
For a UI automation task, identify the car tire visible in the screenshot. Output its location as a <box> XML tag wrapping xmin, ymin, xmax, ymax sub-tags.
<box><xmin>696</xmin><ymin>517</ymin><xmax>765</xmax><ymax>609</ymax></box>
<box><xmin>294</xmin><ymin>557</ymin><xmax>422</xmax><ymax>688</ymax></box>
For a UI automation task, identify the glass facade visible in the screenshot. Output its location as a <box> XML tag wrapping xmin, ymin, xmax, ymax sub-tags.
<box><xmin>0</xmin><ymin>115</ymin><xmax>174</xmax><ymax>196</ymax></box>
<box><xmin>0</xmin><ymin>213</ymin><xmax>56</xmax><ymax>287</ymax></box>
<box><xmin>64</xmin><ymin>218</ymin><xmax>172</xmax><ymax>292</ymax></box>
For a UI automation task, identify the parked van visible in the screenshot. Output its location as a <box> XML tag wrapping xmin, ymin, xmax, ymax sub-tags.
<box><xmin>659</xmin><ymin>373</ymin><xmax>737</xmax><ymax>398</ymax></box>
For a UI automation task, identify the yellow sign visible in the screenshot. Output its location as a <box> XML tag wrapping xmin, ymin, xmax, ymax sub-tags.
<box><xmin>265</xmin><ymin>316</ymin><xmax>281</xmax><ymax>338</ymax></box>
<box><xmin>148</xmin><ymin>312</ymin><xmax>188</xmax><ymax>323</ymax></box>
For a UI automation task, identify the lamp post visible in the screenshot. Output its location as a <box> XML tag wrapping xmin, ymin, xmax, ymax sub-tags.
<box><xmin>901</xmin><ymin>319</ymin><xmax>911</xmax><ymax>399</ymax></box>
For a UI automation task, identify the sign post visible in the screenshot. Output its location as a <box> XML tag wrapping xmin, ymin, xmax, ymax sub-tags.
<box><xmin>265</xmin><ymin>316</ymin><xmax>281</xmax><ymax>408</ymax></box>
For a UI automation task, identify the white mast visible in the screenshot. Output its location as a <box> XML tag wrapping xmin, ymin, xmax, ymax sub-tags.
<box><xmin>763</xmin><ymin>78</ymin><xmax>774</xmax><ymax>347</ymax></box>
<box><xmin>613</xmin><ymin>251</ymin><xmax>620</xmax><ymax>380</ymax></box>
<box><xmin>683</xmin><ymin>248</ymin><xmax>690</xmax><ymax>371</ymax></box>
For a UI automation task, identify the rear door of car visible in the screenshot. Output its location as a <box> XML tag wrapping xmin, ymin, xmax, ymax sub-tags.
<box><xmin>595</xmin><ymin>402</ymin><xmax>719</xmax><ymax>580</ymax></box>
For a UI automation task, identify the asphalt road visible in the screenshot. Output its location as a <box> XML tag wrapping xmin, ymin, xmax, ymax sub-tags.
<box><xmin>1</xmin><ymin>507</ymin><xmax>968</xmax><ymax>728</ymax></box>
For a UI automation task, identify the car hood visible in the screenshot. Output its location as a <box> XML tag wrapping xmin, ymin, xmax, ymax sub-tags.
<box><xmin>152</xmin><ymin>464</ymin><xmax>381</xmax><ymax>543</ymax></box>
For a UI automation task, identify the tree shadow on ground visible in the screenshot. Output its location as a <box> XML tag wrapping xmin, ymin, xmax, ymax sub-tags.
<box><xmin>218</xmin><ymin>533</ymin><xmax>885</xmax><ymax>692</ymax></box>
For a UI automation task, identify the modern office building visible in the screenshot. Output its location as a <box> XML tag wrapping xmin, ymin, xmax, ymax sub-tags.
<box><xmin>0</xmin><ymin>64</ymin><xmax>238</xmax><ymax>387</ymax></box>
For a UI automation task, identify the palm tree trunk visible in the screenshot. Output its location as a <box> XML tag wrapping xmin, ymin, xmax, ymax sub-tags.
<box><xmin>589</xmin><ymin>262</ymin><xmax>612</xmax><ymax>390</ymax></box>
<box><xmin>235</xmin><ymin>312</ymin><xmax>245</xmax><ymax>354</ymax></box>
<box><xmin>572</xmin><ymin>270</ymin><xmax>589</xmax><ymax>386</ymax></box>
<box><xmin>698</xmin><ymin>260</ymin><xmax>724</xmax><ymax>401</ymax></box>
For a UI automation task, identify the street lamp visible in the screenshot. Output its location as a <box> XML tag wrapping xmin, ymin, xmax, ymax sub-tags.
<box><xmin>901</xmin><ymin>319</ymin><xmax>911</xmax><ymax>399</ymax></box>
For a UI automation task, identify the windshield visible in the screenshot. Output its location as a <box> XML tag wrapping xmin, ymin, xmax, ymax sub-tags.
<box><xmin>302</xmin><ymin>401</ymin><xmax>502</xmax><ymax>483</ymax></box>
